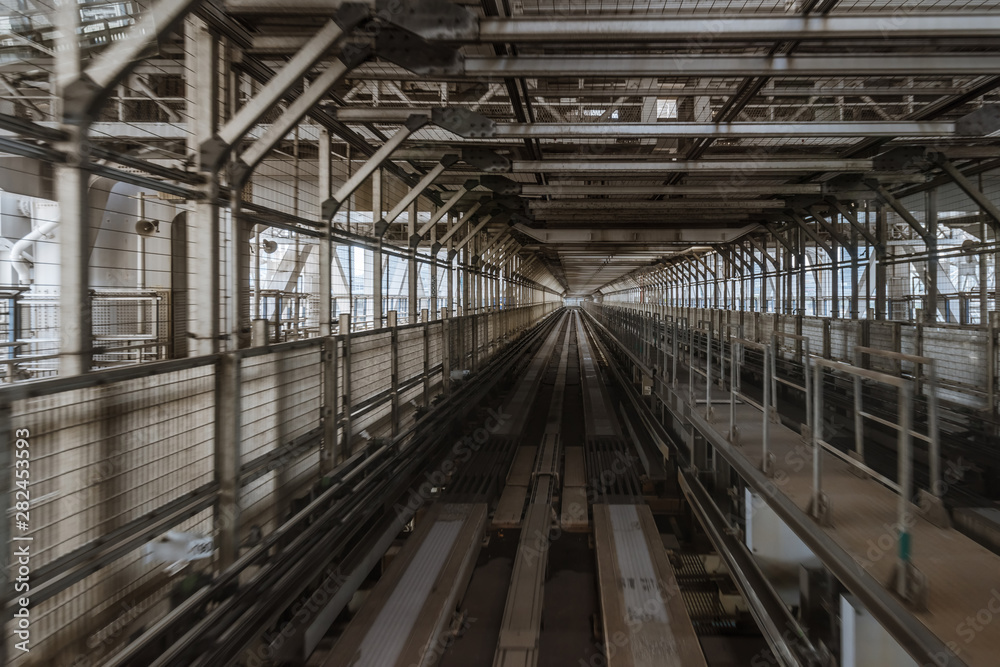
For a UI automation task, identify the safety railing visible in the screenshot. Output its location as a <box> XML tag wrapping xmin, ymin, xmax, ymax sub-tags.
<box><xmin>854</xmin><ymin>346</ymin><xmax>944</xmax><ymax>521</ymax></box>
<box><xmin>728</xmin><ymin>337</ymin><xmax>773</xmax><ymax>474</ymax></box>
<box><xmin>811</xmin><ymin>357</ymin><xmax>923</xmax><ymax>602</ymax></box>
<box><xmin>770</xmin><ymin>331</ymin><xmax>813</xmax><ymax>437</ymax></box>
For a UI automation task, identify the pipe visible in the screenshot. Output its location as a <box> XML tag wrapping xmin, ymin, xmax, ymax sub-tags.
<box><xmin>10</xmin><ymin>217</ymin><xmax>58</xmax><ymax>285</ymax></box>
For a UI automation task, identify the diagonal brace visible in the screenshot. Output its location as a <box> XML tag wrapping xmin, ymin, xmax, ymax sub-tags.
<box><xmin>826</xmin><ymin>198</ymin><xmax>878</xmax><ymax>246</ymax></box>
<box><xmin>412</xmin><ymin>179</ymin><xmax>480</xmax><ymax>247</ymax></box>
<box><xmin>63</xmin><ymin>0</ymin><xmax>204</xmax><ymax>124</ymax></box>
<box><xmin>930</xmin><ymin>153</ymin><xmax>1000</xmax><ymax>234</ymax></box>
<box><xmin>202</xmin><ymin>7</ymin><xmax>369</xmax><ymax>171</ymax></box>
<box><xmin>323</xmin><ymin>115</ymin><xmax>430</xmax><ymax>221</ymax></box>
<box><xmin>867</xmin><ymin>180</ymin><xmax>929</xmax><ymax>239</ymax></box>
<box><xmin>232</xmin><ymin>52</ymin><xmax>369</xmax><ymax>186</ymax></box>
<box><xmin>375</xmin><ymin>154</ymin><xmax>458</xmax><ymax>237</ymax></box>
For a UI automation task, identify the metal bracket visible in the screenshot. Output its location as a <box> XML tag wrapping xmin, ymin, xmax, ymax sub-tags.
<box><xmin>809</xmin><ymin>491</ymin><xmax>833</xmax><ymax>527</ymax></box>
<box><xmin>432</xmin><ymin>107</ymin><xmax>496</xmax><ymax>138</ymax></box>
<box><xmin>61</xmin><ymin>75</ymin><xmax>104</xmax><ymax>126</ymax></box>
<box><xmin>375</xmin><ymin>26</ymin><xmax>464</xmax><ymax>76</ymax></box>
<box><xmin>376</xmin><ymin>0</ymin><xmax>478</xmax><ymax>41</ymax></box>
<box><xmin>200</xmin><ymin>135</ymin><xmax>231</xmax><ymax>173</ymax></box>
<box><xmin>462</xmin><ymin>147</ymin><xmax>511</xmax><ymax>172</ymax></box>
<box><xmin>872</xmin><ymin>146</ymin><xmax>932</xmax><ymax>172</ymax></box>
<box><xmin>956</xmin><ymin>103</ymin><xmax>1000</xmax><ymax>136</ymax></box>
<box><xmin>890</xmin><ymin>560</ymin><xmax>929</xmax><ymax>612</ymax></box>
<box><xmin>481</xmin><ymin>175</ymin><xmax>521</xmax><ymax>195</ymax></box>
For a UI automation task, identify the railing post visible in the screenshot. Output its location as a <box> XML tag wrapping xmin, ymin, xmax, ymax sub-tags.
<box><xmin>422</xmin><ymin>308</ymin><xmax>430</xmax><ymax>405</ymax></box>
<box><xmin>896</xmin><ymin>381</ymin><xmax>914</xmax><ymax>598</ymax></box>
<box><xmin>339</xmin><ymin>313</ymin><xmax>352</xmax><ymax>456</ymax></box>
<box><xmin>762</xmin><ymin>345</ymin><xmax>772</xmax><ymax>475</ymax></box>
<box><xmin>389</xmin><ymin>310</ymin><xmax>399</xmax><ymax>436</ymax></box>
<box><xmin>321</xmin><ymin>335</ymin><xmax>338</xmax><ymax>474</ymax></box>
<box><xmin>441</xmin><ymin>307</ymin><xmax>451</xmax><ymax>394</ymax></box>
<box><xmin>215</xmin><ymin>352</ymin><xmax>241</xmax><ymax>570</ymax></box>
<box><xmin>811</xmin><ymin>359</ymin><xmax>824</xmax><ymax>524</ymax></box>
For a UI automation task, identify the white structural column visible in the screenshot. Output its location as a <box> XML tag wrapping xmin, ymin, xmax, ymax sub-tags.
<box><xmin>56</xmin><ymin>0</ymin><xmax>91</xmax><ymax>375</ymax></box>
<box><xmin>408</xmin><ymin>200</ymin><xmax>418</xmax><ymax>322</ymax></box>
<box><xmin>319</xmin><ymin>129</ymin><xmax>333</xmax><ymax>337</ymax></box>
<box><xmin>186</xmin><ymin>16</ymin><xmax>221</xmax><ymax>356</ymax></box>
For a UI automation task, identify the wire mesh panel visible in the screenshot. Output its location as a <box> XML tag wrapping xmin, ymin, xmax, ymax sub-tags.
<box><xmin>6</xmin><ymin>365</ymin><xmax>215</xmax><ymax>663</ymax></box>
<box><xmin>239</xmin><ymin>345</ymin><xmax>323</xmax><ymax>535</ymax></box>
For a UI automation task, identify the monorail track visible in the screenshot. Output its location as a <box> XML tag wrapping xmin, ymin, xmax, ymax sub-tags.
<box><xmin>309</xmin><ymin>309</ymin><xmax>723</xmax><ymax>667</ymax></box>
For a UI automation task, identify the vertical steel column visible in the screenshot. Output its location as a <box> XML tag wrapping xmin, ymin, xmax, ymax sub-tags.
<box><xmin>388</xmin><ymin>310</ymin><xmax>399</xmax><ymax>436</ymax></box>
<box><xmin>372</xmin><ymin>170</ymin><xmax>383</xmax><ymax>329</ymax></box>
<box><xmin>321</xmin><ymin>334</ymin><xmax>338</xmax><ymax>473</ymax></box>
<box><xmin>422</xmin><ymin>308</ymin><xmax>430</xmax><ymax>404</ymax></box>
<box><xmin>319</xmin><ymin>130</ymin><xmax>333</xmax><ymax>337</ymax></box>
<box><xmin>339</xmin><ymin>313</ymin><xmax>352</xmax><ymax>455</ymax></box>
<box><xmin>925</xmin><ymin>188</ymin><xmax>939</xmax><ymax>324</ymax></box>
<box><xmin>811</xmin><ymin>360</ymin><xmax>824</xmax><ymax>523</ymax></box>
<box><xmin>875</xmin><ymin>204</ymin><xmax>888</xmax><ymax>321</ymax></box>
<box><xmin>186</xmin><ymin>17</ymin><xmax>220</xmax><ymax>357</ymax></box>
<box><xmin>56</xmin><ymin>0</ymin><xmax>92</xmax><ymax>374</ymax></box>
<box><xmin>441</xmin><ymin>307</ymin><xmax>452</xmax><ymax>394</ymax></box>
<box><xmin>408</xmin><ymin>200</ymin><xmax>418</xmax><ymax>323</ymax></box>
<box><xmin>215</xmin><ymin>352</ymin><xmax>241</xmax><ymax>569</ymax></box>
<box><xmin>896</xmin><ymin>382</ymin><xmax>914</xmax><ymax>597</ymax></box>
<box><xmin>430</xmin><ymin>222</ymin><xmax>438</xmax><ymax>318</ymax></box>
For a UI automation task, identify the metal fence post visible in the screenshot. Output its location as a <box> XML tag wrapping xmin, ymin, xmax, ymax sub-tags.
<box><xmin>215</xmin><ymin>352</ymin><xmax>241</xmax><ymax>570</ymax></box>
<box><xmin>339</xmin><ymin>313</ymin><xmax>352</xmax><ymax>456</ymax></box>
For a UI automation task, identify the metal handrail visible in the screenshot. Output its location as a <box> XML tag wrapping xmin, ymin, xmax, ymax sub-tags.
<box><xmin>812</xmin><ymin>357</ymin><xmax>916</xmax><ymax>599</ymax></box>
<box><xmin>771</xmin><ymin>331</ymin><xmax>812</xmax><ymax>436</ymax></box>
<box><xmin>854</xmin><ymin>345</ymin><xmax>941</xmax><ymax>499</ymax></box>
<box><xmin>729</xmin><ymin>337</ymin><xmax>773</xmax><ymax>474</ymax></box>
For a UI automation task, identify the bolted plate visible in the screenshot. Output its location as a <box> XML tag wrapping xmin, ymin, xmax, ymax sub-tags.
<box><xmin>462</xmin><ymin>147</ymin><xmax>510</xmax><ymax>172</ymax></box>
<box><xmin>376</xmin><ymin>0</ymin><xmax>478</xmax><ymax>41</ymax></box>
<box><xmin>432</xmin><ymin>107</ymin><xmax>496</xmax><ymax>139</ymax></box>
<box><xmin>956</xmin><ymin>104</ymin><xmax>1000</xmax><ymax>137</ymax></box>
<box><xmin>481</xmin><ymin>175</ymin><xmax>521</xmax><ymax>195</ymax></box>
<box><xmin>375</xmin><ymin>26</ymin><xmax>464</xmax><ymax>76</ymax></box>
<box><xmin>872</xmin><ymin>146</ymin><xmax>931</xmax><ymax>172</ymax></box>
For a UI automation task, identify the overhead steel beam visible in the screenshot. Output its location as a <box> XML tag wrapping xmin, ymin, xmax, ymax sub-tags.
<box><xmin>331</xmin><ymin>113</ymin><xmax>959</xmax><ymax>137</ymax></box>
<box><xmin>510</xmin><ymin>159</ymin><xmax>873</xmax><ymax>172</ymax></box>
<box><xmin>376</xmin><ymin>154</ymin><xmax>459</xmax><ymax>237</ymax></box>
<box><xmin>459</xmin><ymin>55</ymin><xmax>1000</xmax><ymax>78</ymax></box>
<box><xmin>453</xmin><ymin>214</ymin><xmax>496</xmax><ymax>254</ymax></box>
<box><xmin>789</xmin><ymin>210</ymin><xmax>833</xmax><ymax>257</ymax></box>
<box><xmin>322</xmin><ymin>116</ymin><xmax>430</xmax><ymax>221</ymax></box>
<box><xmin>528</xmin><ymin>200</ymin><xmax>786</xmax><ymax>211</ymax></box>
<box><xmin>826</xmin><ymin>198</ymin><xmax>878</xmax><ymax>246</ymax></box>
<box><xmin>476</xmin><ymin>14</ymin><xmax>1000</xmax><ymax>42</ymax></box>
<box><xmin>868</xmin><ymin>181</ymin><xmax>929</xmax><ymax>239</ymax></box>
<box><xmin>514</xmin><ymin>223</ymin><xmax>756</xmax><ymax>245</ymax></box>
<box><xmin>521</xmin><ymin>184</ymin><xmax>822</xmax><ymax>196</ymax></box>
